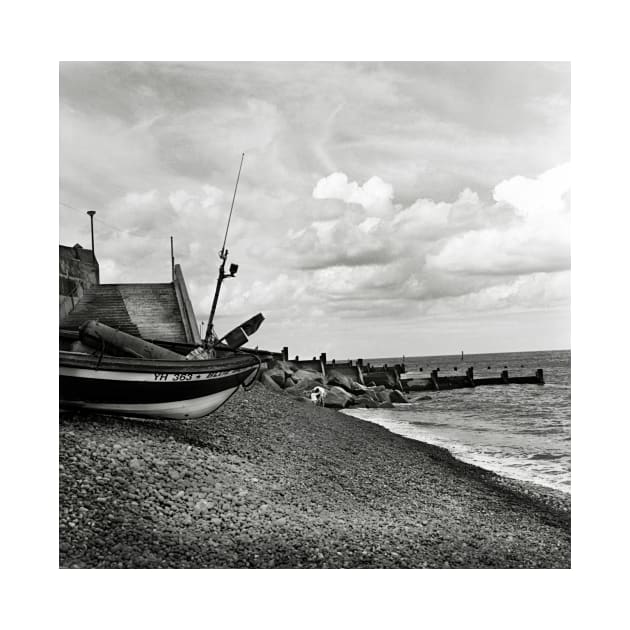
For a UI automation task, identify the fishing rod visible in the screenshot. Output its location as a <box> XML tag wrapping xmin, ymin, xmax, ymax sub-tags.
<box><xmin>204</xmin><ymin>153</ymin><xmax>245</xmax><ymax>348</ymax></box>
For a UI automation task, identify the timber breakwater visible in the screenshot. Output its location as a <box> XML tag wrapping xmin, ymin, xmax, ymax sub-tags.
<box><xmin>257</xmin><ymin>352</ymin><xmax>544</xmax><ymax>410</ymax></box>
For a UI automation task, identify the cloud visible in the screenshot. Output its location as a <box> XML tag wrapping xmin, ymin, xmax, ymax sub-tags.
<box><xmin>278</xmin><ymin>163</ymin><xmax>570</xmax><ymax>319</ymax></box>
<box><xmin>493</xmin><ymin>162</ymin><xmax>570</xmax><ymax>218</ymax></box>
<box><xmin>60</xmin><ymin>62</ymin><xmax>570</xmax><ymax>355</ymax></box>
<box><xmin>313</xmin><ymin>172</ymin><xmax>394</xmax><ymax>216</ymax></box>
<box><xmin>427</xmin><ymin>164</ymin><xmax>570</xmax><ymax>275</ymax></box>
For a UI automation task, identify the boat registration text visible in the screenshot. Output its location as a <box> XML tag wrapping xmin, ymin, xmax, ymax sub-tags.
<box><xmin>153</xmin><ymin>370</ymin><xmax>235</xmax><ymax>382</ymax></box>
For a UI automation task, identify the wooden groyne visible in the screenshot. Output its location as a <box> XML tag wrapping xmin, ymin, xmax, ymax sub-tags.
<box><xmin>273</xmin><ymin>347</ymin><xmax>544</xmax><ymax>392</ymax></box>
<box><xmin>404</xmin><ymin>367</ymin><xmax>544</xmax><ymax>391</ymax></box>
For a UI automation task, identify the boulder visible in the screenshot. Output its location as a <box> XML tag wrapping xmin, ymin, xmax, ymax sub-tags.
<box><xmin>325</xmin><ymin>369</ymin><xmax>355</xmax><ymax>392</ymax></box>
<box><xmin>292</xmin><ymin>368</ymin><xmax>324</xmax><ymax>384</ymax></box>
<box><xmin>363</xmin><ymin>388</ymin><xmax>381</xmax><ymax>402</ymax></box>
<box><xmin>260</xmin><ymin>371</ymin><xmax>283</xmax><ymax>392</ymax></box>
<box><xmin>377</xmin><ymin>401</ymin><xmax>394</xmax><ymax>409</ymax></box>
<box><xmin>285</xmin><ymin>378</ymin><xmax>325</xmax><ymax>397</ymax></box>
<box><xmin>263</xmin><ymin>367</ymin><xmax>286</xmax><ymax>388</ymax></box>
<box><xmin>353</xmin><ymin>395</ymin><xmax>378</xmax><ymax>408</ymax></box>
<box><xmin>324</xmin><ymin>386</ymin><xmax>356</xmax><ymax>409</ymax></box>
<box><xmin>349</xmin><ymin>381</ymin><xmax>370</xmax><ymax>395</ymax></box>
<box><xmin>369</xmin><ymin>384</ymin><xmax>387</xmax><ymax>392</ymax></box>
<box><xmin>409</xmin><ymin>394</ymin><xmax>432</xmax><ymax>402</ymax></box>
<box><xmin>389</xmin><ymin>389</ymin><xmax>408</xmax><ymax>403</ymax></box>
<box><xmin>268</xmin><ymin>359</ymin><xmax>297</xmax><ymax>376</ymax></box>
<box><xmin>376</xmin><ymin>390</ymin><xmax>391</xmax><ymax>403</ymax></box>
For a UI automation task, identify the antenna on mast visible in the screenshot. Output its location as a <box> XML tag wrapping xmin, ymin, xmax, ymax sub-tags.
<box><xmin>204</xmin><ymin>153</ymin><xmax>245</xmax><ymax>348</ymax></box>
<box><xmin>221</xmin><ymin>152</ymin><xmax>245</xmax><ymax>258</ymax></box>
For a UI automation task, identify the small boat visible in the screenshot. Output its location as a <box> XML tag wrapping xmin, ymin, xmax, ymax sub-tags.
<box><xmin>60</xmin><ymin>154</ymin><xmax>262</xmax><ymax>421</ymax></box>
<box><xmin>59</xmin><ymin>350</ymin><xmax>259</xmax><ymax>420</ymax></box>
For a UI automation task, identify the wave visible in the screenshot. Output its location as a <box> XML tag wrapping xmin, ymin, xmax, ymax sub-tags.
<box><xmin>528</xmin><ymin>453</ymin><xmax>567</xmax><ymax>461</ymax></box>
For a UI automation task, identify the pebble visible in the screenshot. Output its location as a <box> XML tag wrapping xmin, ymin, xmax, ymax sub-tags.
<box><xmin>59</xmin><ymin>384</ymin><xmax>571</xmax><ymax>569</ymax></box>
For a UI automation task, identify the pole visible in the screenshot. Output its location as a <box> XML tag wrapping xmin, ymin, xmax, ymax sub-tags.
<box><xmin>205</xmin><ymin>252</ymin><xmax>227</xmax><ymax>347</ymax></box>
<box><xmin>87</xmin><ymin>211</ymin><xmax>96</xmax><ymax>262</ymax></box>
<box><xmin>170</xmin><ymin>236</ymin><xmax>175</xmax><ymax>281</ymax></box>
<box><xmin>204</xmin><ymin>153</ymin><xmax>245</xmax><ymax>347</ymax></box>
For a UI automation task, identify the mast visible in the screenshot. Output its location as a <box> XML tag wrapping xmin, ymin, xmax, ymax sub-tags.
<box><xmin>204</xmin><ymin>153</ymin><xmax>245</xmax><ymax>347</ymax></box>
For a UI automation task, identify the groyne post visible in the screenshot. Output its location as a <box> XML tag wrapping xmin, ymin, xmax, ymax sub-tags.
<box><xmin>430</xmin><ymin>369</ymin><xmax>440</xmax><ymax>391</ymax></box>
<box><xmin>536</xmin><ymin>368</ymin><xmax>545</xmax><ymax>384</ymax></box>
<box><xmin>282</xmin><ymin>346</ymin><xmax>288</xmax><ymax>362</ymax></box>
<box><xmin>466</xmin><ymin>366</ymin><xmax>474</xmax><ymax>386</ymax></box>
<box><xmin>501</xmin><ymin>369</ymin><xmax>509</xmax><ymax>384</ymax></box>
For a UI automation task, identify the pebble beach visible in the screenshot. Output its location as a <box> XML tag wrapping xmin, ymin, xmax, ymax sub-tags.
<box><xmin>59</xmin><ymin>383</ymin><xmax>571</xmax><ymax>569</ymax></box>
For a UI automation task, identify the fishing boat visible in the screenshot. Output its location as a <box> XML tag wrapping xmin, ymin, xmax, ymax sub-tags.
<box><xmin>59</xmin><ymin>349</ymin><xmax>259</xmax><ymax>420</ymax></box>
<box><xmin>59</xmin><ymin>153</ymin><xmax>264</xmax><ymax>421</ymax></box>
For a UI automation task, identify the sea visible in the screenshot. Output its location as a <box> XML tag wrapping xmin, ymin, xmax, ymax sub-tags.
<box><xmin>342</xmin><ymin>349</ymin><xmax>570</xmax><ymax>494</ymax></box>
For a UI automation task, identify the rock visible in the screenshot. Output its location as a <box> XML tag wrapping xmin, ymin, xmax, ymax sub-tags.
<box><xmin>377</xmin><ymin>401</ymin><xmax>394</xmax><ymax>408</ymax></box>
<box><xmin>260</xmin><ymin>371</ymin><xmax>284</xmax><ymax>392</ymax></box>
<box><xmin>285</xmin><ymin>378</ymin><xmax>325</xmax><ymax>396</ymax></box>
<box><xmin>268</xmin><ymin>360</ymin><xmax>297</xmax><ymax>376</ymax></box>
<box><xmin>263</xmin><ymin>367</ymin><xmax>286</xmax><ymax>388</ymax></box>
<box><xmin>389</xmin><ymin>390</ymin><xmax>408</xmax><ymax>403</ymax></box>
<box><xmin>363</xmin><ymin>388</ymin><xmax>381</xmax><ymax>402</ymax></box>
<box><xmin>352</xmin><ymin>396</ymin><xmax>378</xmax><ymax>408</ymax></box>
<box><xmin>325</xmin><ymin>369</ymin><xmax>355</xmax><ymax>392</ymax></box>
<box><xmin>129</xmin><ymin>458</ymin><xmax>142</xmax><ymax>470</ymax></box>
<box><xmin>376</xmin><ymin>390</ymin><xmax>391</xmax><ymax>403</ymax></box>
<box><xmin>349</xmin><ymin>381</ymin><xmax>369</xmax><ymax>395</ymax></box>
<box><xmin>292</xmin><ymin>369</ymin><xmax>324</xmax><ymax>385</ymax></box>
<box><xmin>410</xmin><ymin>395</ymin><xmax>432</xmax><ymax>402</ymax></box>
<box><xmin>324</xmin><ymin>386</ymin><xmax>356</xmax><ymax>409</ymax></box>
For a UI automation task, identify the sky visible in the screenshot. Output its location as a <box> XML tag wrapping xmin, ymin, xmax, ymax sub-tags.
<box><xmin>59</xmin><ymin>61</ymin><xmax>570</xmax><ymax>359</ymax></box>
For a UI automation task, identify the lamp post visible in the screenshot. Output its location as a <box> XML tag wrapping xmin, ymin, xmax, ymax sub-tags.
<box><xmin>87</xmin><ymin>210</ymin><xmax>96</xmax><ymax>262</ymax></box>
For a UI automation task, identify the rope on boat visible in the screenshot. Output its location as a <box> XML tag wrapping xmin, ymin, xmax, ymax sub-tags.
<box><xmin>240</xmin><ymin>351</ymin><xmax>262</xmax><ymax>391</ymax></box>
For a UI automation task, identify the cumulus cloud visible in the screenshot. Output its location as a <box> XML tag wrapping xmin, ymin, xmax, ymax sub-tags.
<box><xmin>60</xmin><ymin>62</ymin><xmax>570</xmax><ymax>355</ymax></box>
<box><xmin>427</xmin><ymin>164</ymin><xmax>570</xmax><ymax>275</ymax></box>
<box><xmin>284</xmin><ymin>164</ymin><xmax>571</xmax><ymax>317</ymax></box>
<box><xmin>313</xmin><ymin>172</ymin><xmax>394</xmax><ymax>216</ymax></box>
<box><xmin>493</xmin><ymin>163</ymin><xmax>570</xmax><ymax>218</ymax></box>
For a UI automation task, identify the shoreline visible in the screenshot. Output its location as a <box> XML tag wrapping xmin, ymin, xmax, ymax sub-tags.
<box><xmin>340</xmin><ymin>408</ymin><xmax>571</xmax><ymax>497</ymax></box>
<box><xmin>60</xmin><ymin>383</ymin><xmax>570</xmax><ymax>568</ymax></box>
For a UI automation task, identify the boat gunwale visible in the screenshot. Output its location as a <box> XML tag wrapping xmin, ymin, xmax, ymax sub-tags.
<box><xmin>59</xmin><ymin>350</ymin><xmax>258</xmax><ymax>374</ymax></box>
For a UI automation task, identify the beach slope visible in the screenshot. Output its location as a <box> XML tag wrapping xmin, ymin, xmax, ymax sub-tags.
<box><xmin>59</xmin><ymin>383</ymin><xmax>570</xmax><ymax>568</ymax></box>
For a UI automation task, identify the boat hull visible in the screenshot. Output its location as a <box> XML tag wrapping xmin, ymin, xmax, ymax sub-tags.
<box><xmin>59</xmin><ymin>351</ymin><xmax>258</xmax><ymax>420</ymax></box>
